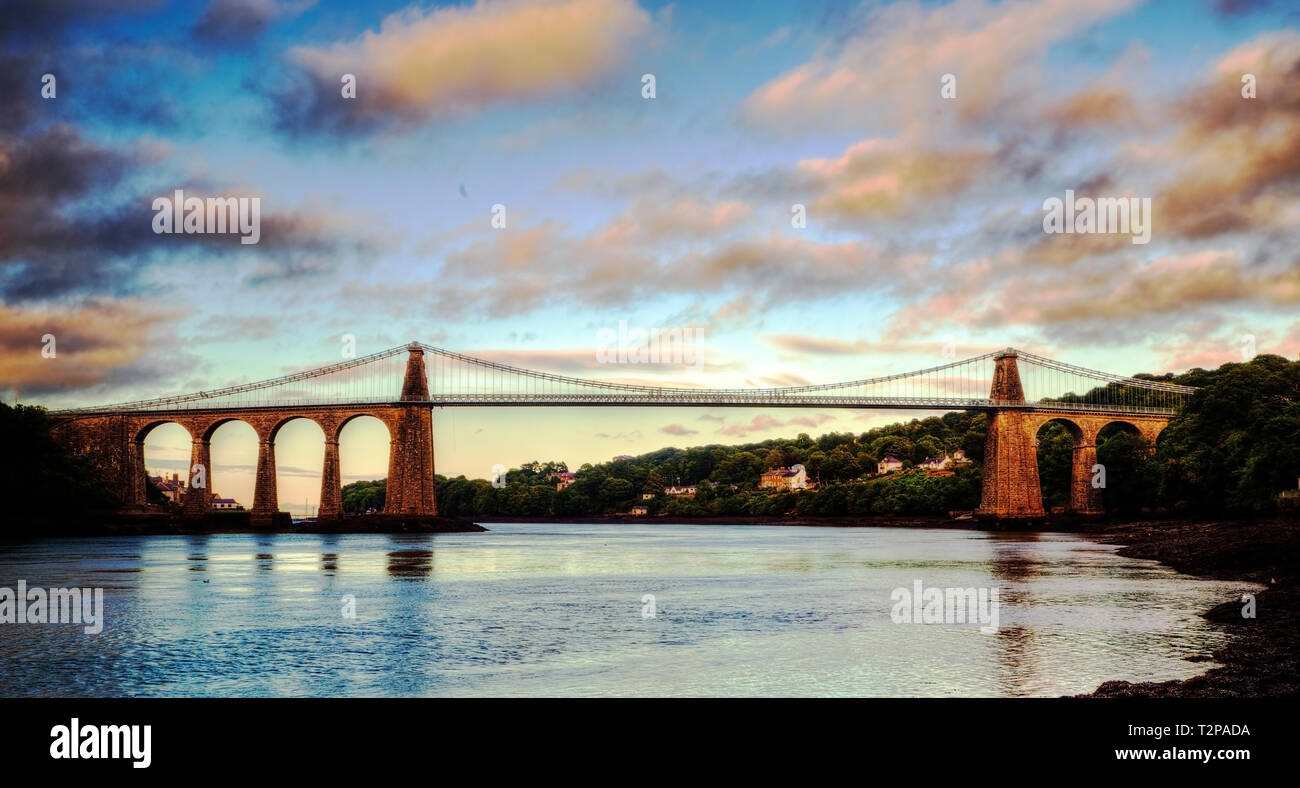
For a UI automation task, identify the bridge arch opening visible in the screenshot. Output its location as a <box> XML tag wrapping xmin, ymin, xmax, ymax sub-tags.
<box><xmin>337</xmin><ymin>415</ymin><xmax>391</xmax><ymax>515</ymax></box>
<box><xmin>1034</xmin><ymin>417</ymin><xmax>1083</xmax><ymax>513</ymax></box>
<box><xmin>139</xmin><ymin>421</ymin><xmax>193</xmax><ymax>505</ymax></box>
<box><xmin>1095</xmin><ymin>421</ymin><xmax>1158</xmax><ymax>514</ymax></box>
<box><xmin>206</xmin><ymin>419</ymin><xmax>258</xmax><ymax>513</ymax></box>
<box><xmin>271</xmin><ymin>416</ymin><xmax>326</xmax><ymax>519</ymax></box>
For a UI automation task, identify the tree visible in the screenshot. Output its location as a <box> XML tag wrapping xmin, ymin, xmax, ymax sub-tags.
<box><xmin>598</xmin><ymin>477</ymin><xmax>635</xmax><ymax>509</ymax></box>
<box><xmin>1035</xmin><ymin>423</ymin><xmax>1074</xmax><ymax>510</ymax></box>
<box><xmin>763</xmin><ymin>447</ymin><xmax>784</xmax><ymax>470</ymax></box>
<box><xmin>342</xmin><ymin>479</ymin><xmax>386</xmax><ymax>513</ymax></box>
<box><xmin>0</xmin><ymin>404</ymin><xmax>118</xmax><ymax>526</ymax></box>
<box><xmin>913</xmin><ymin>436</ymin><xmax>945</xmax><ymax>464</ymax></box>
<box><xmin>1097</xmin><ymin>429</ymin><xmax>1158</xmax><ymax>513</ymax></box>
<box><xmin>1158</xmin><ymin>354</ymin><xmax>1300</xmax><ymax>513</ymax></box>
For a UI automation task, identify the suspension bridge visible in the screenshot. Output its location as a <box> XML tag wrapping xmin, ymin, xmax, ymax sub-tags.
<box><xmin>48</xmin><ymin>342</ymin><xmax>1197</xmax><ymax>521</ymax></box>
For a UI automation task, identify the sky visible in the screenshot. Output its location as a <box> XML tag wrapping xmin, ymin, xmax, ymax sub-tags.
<box><xmin>2</xmin><ymin>0</ymin><xmax>1298</xmax><ymax>514</ymax></box>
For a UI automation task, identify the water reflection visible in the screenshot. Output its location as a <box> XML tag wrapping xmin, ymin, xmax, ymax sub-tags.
<box><xmin>185</xmin><ymin>534</ymin><xmax>210</xmax><ymax>573</ymax></box>
<box><xmin>988</xmin><ymin>531</ymin><xmax>1045</xmax><ymax>583</ymax></box>
<box><xmin>320</xmin><ymin>533</ymin><xmax>340</xmax><ymax>574</ymax></box>
<box><xmin>988</xmin><ymin>532</ymin><xmax>1045</xmax><ymax>695</ymax></box>
<box><xmin>386</xmin><ymin>549</ymin><xmax>434</xmax><ymax>579</ymax></box>
<box><xmin>255</xmin><ymin>533</ymin><xmax>275</xmax><ymax>571</ymax></box>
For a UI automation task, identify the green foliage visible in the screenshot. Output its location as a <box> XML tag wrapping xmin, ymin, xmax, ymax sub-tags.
<box><xmin>0</xmin><ymin>404</ymin><xmax>119</xmax><ymax>522</ymax></box>
<box><xmin>341</xmin><ymin>478</ymin><xmax>386</xmax><ymax>513</ymax></box>
<box><xmin>1035</xmin><ymin>422</ymin><xmax>1075</xmax><ymax>509</ymax></box>
<box><xmin>1097</xmin><ymin>428</ymin><xmax>1159</xmax><ymax>513</ymax></box>
<box><xmin>1157</xmin><ymin>354</ymin><xmax>1300</xmax><ymax>513</ymax></box>
<box><xmin>423</xmin><ymin>413</ymin><xmax>989</xmax><ymax>518</ymax></box>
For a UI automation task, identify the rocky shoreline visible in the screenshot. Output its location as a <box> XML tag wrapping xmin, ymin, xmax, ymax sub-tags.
<box><xmin>1080</xmin><ymin>518</ymin><xmax>1299</xmax><ymax>697</ymax></box>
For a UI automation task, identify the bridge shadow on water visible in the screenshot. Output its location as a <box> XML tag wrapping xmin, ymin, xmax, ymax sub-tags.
<box><xmin>989</xmin><ymin>532</ymin><xmax>1046</xmax><ymax>697</ymax></box>
<box><xmin>386</xmin><ymin>534</ymin><xmax>435</xmax><ymax>579</ymax></box>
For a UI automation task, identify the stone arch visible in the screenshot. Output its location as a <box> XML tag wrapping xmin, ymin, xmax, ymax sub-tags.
<box><xmin>268</xmin><ymin>414</ymin><xmax>327</xmax><ymax>443</ymax></box>
<box><xmin>1029</xmin><ymin>414</ymin><xmax>1102</xmax><ymax>516</ymax></box>
<box><xmin>269</xmin><ymin>415</ymin><xmax>327</xmax><ymax>520</ymax></box>
<box><xmin>335</xmin><ymin>411</ymin><xmax>390</xmax><ymax>441</ymax></box>
<box><xmin>335</xmin><ymin>413</ymin><xmax>392</xmax><ymax>517</ymax></box>
<box><xmin>134</xmin><ymin>418</ymin><xmax>193</xmax><ymax>445</ymax></box>
<box><xmin>201</xmin><ymin>416</ymin><xmax>253</xmax><ymax>442</ymax></box>
<box><xmin>203</xmin><ymin>418</ymin><xmax>259</xmax><ymax>512</ymax></box>
<box><xmin>1095</xmin><ymin>419</ymin><xmax>1163</xmax><ymax>454</ymax></box>
<box><xmin>135</xmin><ymin>419</ymin><xmax>199</xmax><ymax>510</ymax></box>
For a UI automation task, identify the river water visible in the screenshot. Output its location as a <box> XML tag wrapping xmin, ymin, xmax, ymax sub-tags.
<box><xmin>0</xmin><ymin>523</ymin><xmax>1252</xmax><ymax>697</ymax></box>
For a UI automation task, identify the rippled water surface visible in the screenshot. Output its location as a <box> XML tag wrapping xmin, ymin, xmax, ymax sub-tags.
<box><xmin>0</xmin><ymin>523</ymin><xmax>1253</xmax><ymax>697</ymax></box>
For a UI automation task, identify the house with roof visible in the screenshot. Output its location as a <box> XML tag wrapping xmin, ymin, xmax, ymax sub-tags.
<box><xmin>149</xmin><ymin>472</ymin><xmax>187</xmax><ymax>503</ymax></box>
<box><xmin>919</xmin><ymin>451</ymin><xmax>972</xmax><ymax>472</ymax></box>
<box><xmin>877</xmin><ymin>457</ymin><xmax>904</xmax><ymax>475</ymax></box>
<box><xmin>760</xmin><ymin>466</ymin><xmax>808</xmax><ymax>491</ymax></box>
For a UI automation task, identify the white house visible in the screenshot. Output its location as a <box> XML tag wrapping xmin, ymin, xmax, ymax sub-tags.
<box><xmin>877</xmin><ymin>456</ymin><xmax>904</xmax><ymax>474</ymax></box>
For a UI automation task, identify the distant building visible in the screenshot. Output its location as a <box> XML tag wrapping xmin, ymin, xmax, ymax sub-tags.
<box><xmin>919</xmin><ymin>451</ymin><xmax>972</xmax><ymax>472</ymax></box>
<box><xmin>613</xmin><ymin>455</ymin><xmax>635</xmax><ymax>462</ymax></box>
<box><xmin>212</xmin><ymin>497</ymin><xmax>242</xmax><ymax>511</ymax></box>
<box><xmin>554</xmin><ymin>472</ymin><xmax>577</xmax><ymax>491</ymax></box>
<box><xmin>149</xmin><ymin>472</ymin><xmax>186</xmax><ymax>503</ymax></box>
<box><xmin>630</xmin><ymin>504</ymin><xmax>649</xmax><ymax>516</ymax></box>
<box><xmin>664</xmin><ymin>485</ymin><xmax>697</xmax><ymax>497</ymax></box>
<box><xmin>760</xmin><ymin>466</ymin><xmax>807</xmax><ymax>491</ymax></box>
<box><xmin>641</xmin><ymin>492</ymin><xmax>655</xmax><ymax>500</ymax></box>
<box><xmin>877</xmin><ymin>457</ymin><xmax>903</xmax><ymax>475</ymax></box>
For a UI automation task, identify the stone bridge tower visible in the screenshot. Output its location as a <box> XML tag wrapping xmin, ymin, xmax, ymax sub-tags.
<box><xmin>977</xmin><ymin>350</ymin><xmax>1047</xmax><ymax>520</ymax></box>
<box><xmin>384</xmin><ymin>343</ymin><xmax>437</xmax><ymax>516</ymax></box>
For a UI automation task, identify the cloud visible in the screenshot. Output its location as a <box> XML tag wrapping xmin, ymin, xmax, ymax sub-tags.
<box><xmin>427</xmin><ymin>202</ymin><xmax>899</xmax><ymax>318</ymax></box>
<box><xmin>0</xmin><ymin>0</ymin><xmax>161</xmax><ymax>42</ymax></box>
<box><xmin>889</xmin><ymin>249</ymin><xmax>1300</xmax><ymax>343</ymax></box>
<box><xmin>1155</xmin><ymin>31</ymin><xmax>1300</xmax><ymax>240</ymax></box>
<box><xmin>273</xmin><ymin>0</ymin><xmax>653</xmax><ymax>136</ymax></box>
<box><xmin>786</xmin><ymin>414</ymin><xmax>834</xmax><ymax>428</ymax></box>
<box><xmin>758</xmin><ymin>372</ymin><xmax>813</xmax><ymax>387</ymax></box>
<box><xmin>0</xmin><ymin>298</ymin><xmax>193</xmax><ymax>399</ymax></box>
<box><xmin>192</xmin><ymin>0</ymin><xmax>315</xmax><ymax>46</ymax></box>
<box><xmin>0</xmin><ymin>126</ymin><xmax>157</xmax><ymax>300</ymax></box>
<box><xmin>660</xmin><ymin>423</ymin><xmax>698</xmax><ymax>436</ymax></box>
<box><xmin>742</xmin><ymin>0</ymin><xmax>1140</xmax><ymax>136</ymax></box>
<box><xmin>794</xmin><ymin>138</ymin><xmax>998</xmax><ymax>222</ymax></box>
<box><xmin>716</xmin><ymin>414</ymin><xmax>788</xmax><ymax>437</ymax></box>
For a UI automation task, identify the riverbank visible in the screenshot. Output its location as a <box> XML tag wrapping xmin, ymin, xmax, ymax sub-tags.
<box><xmin>1081</xmin><ymin>518</ymin><xmax>1300</xmax><ymax>697</ymax></box>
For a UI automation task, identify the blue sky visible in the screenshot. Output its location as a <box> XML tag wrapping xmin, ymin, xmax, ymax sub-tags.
<box><xmin>3</xmin><ymin>0</ymin><xmax>1299</xmax><ymax>512</ymax></box>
